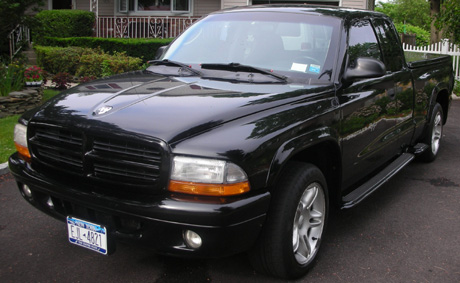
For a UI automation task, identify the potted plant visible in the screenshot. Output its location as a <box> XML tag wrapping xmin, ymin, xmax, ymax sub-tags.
<box><xmin>24</xmin><ymin>65</ymin><xmax>44</xmax><ymax>86</ymax></box>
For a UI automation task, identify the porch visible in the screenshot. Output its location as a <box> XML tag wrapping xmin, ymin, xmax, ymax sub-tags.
<box><xmin>95</xmin><ymin>16</ymin><xmax>200</xmax><ymax>38</ymax></box>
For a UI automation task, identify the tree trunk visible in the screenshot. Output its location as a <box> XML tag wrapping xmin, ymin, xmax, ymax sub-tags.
<box><xmin>430</xmin><ymin>0</ymin><xmax>442</xmax><ymax>43</ymax></box>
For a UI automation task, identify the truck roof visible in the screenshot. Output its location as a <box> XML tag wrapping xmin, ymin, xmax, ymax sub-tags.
<box><xmin>214</xmin><ymin>4</ymin><xmax>387</xmax><ymax>20</ymax></box>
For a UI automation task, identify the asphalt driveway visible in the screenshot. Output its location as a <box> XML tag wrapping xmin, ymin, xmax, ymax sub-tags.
<box><xmin>0</xmin><ymin>101</ymin><xmax>459</xmax><ymax>282</ymax></box>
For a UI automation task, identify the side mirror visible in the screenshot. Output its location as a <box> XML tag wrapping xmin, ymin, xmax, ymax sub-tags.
<box><xmin>155</xmin><ymin>46</ymin><xmax>168</xmax><ymax>60</ymax></box>
<box><xmin>343</xmin><ymin>57</ymin><xmax>386</xmax><ymax>82</ymax></box>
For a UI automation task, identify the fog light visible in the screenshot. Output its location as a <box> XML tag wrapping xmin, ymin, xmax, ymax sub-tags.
<box><xmin>46</xmin><ymin>197</ymin><xmax>54</xmax><ymax>209</ymax></box>
<box><xmin>183</xmin><ymin>230</ymin><xmax>202</xmax><ymax>249</ymax></box>
<box><xmin>22</xmin><ymin>184</ymin><xmax>33</xmax><ymax>198</ymax></box>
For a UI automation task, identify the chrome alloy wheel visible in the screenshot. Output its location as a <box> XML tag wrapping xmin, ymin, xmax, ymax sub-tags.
<box><xmin>292</xmin><ymin>182</ymin><xmax>326</xmax><ymax>265</ymax></box>
<box><xmin>431</xmin><ymin>111</ymin><xmax>443</xmax><ymax>155</ymax></box>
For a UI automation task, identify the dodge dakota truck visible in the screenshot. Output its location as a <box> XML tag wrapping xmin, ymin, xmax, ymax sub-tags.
<box><xmin>9</xmin><ymin>5</ymin><xmax>453</xmax><ymax>279</ymax></box>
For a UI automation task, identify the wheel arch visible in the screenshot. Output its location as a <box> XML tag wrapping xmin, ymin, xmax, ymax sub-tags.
<box><xmin>267</xmin><ymin>129</ymin><xmax>342</xmax><ymax>207</ymax></box>
<box><xmin>430</xmin><ymin>83</ymin><xmax>452</xmax><ymax>124</ymax></box>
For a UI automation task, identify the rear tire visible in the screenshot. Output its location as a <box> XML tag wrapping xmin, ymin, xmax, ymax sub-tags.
<box><xmin>420</xmin><ymin>103</ymin><xmax>443</xmax><ymax>162</ymax></box>
<box><xmin>249</xmin><ymin>162</ymin><xmax>328</xmax><ymax>279</ymax></box>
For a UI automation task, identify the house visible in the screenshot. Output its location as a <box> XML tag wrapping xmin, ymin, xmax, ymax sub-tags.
<box><xmin>44</xmin><ymin>0</ymin><xmax>375</xmax><ymax>38</ymax></box>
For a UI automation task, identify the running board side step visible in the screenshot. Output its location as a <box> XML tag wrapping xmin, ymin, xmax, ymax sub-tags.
<box><xmin>341</xmin><ymin>153</ymin><xmax>415</xmax><ymax>209</ymax></box>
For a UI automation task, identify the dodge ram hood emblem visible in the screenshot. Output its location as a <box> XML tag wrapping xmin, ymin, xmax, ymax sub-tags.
<box><xmin>94</xmin><ymin>106</ymin><xmax>113</xmax><ymax>115</ymax></box>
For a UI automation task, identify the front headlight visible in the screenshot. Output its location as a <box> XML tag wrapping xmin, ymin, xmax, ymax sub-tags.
<box><xmin>169</xmin><ymin>156</ymin><xmax>250</xmax><ymax>196</ymax></box>
<box><xmin>14</xmin><ymin>124</ymin><xmax>31</xmax><ymax>160</ymax></box>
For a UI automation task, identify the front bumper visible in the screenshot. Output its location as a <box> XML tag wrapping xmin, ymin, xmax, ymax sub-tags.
<box><xmin>9</xmin><ymin>153</ymin><xmax>270</xmax><ymax>258</ymax></box>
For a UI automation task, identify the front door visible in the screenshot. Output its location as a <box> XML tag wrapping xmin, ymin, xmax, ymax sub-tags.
<box><xmin>339</xmin><ymin>19</ymin><xmax>405</xmax><ymax>190</ymax></box>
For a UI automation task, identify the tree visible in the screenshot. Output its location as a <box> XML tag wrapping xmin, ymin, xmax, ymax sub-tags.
<box><xmin>430</xmin><ymin>0</ymin><xmax>442</xmax><ymax>43</ymax></box>
<box><xmin>0</xmin><ymin>0</ymin><xmax>44</xmax><ymax>62</ymax></box>
<box><xmin>376</xmin><ymin>0</ymin><xmax>431</xmax><ymax>31</ymax></box>
<box><xmin>435</xmin><ymin>0</ymin><xmax>460</xmax><ymax>44</ymax></box>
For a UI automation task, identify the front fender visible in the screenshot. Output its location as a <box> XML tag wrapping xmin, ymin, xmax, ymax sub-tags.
<box><xmin>266</xmin><ymin>126</ymin><xmax>341</xmax><ymax>188</ymax></box>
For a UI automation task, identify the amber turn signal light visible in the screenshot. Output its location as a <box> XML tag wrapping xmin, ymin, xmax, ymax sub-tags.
<box><xmin>15</xmin><ymin>142</ymin><xmax>31</xmax><ymax>160</ymax></box>
<box><xmin>169</xmin><ymin>180</ymin><xmax>250</xmax><ymax>196</ymax></box>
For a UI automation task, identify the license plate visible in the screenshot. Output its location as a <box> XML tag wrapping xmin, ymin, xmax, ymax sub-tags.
<box><xmin>67</xmin><ymin>216</ymin><xmax>108</xmax><ymax>255</ymax></box>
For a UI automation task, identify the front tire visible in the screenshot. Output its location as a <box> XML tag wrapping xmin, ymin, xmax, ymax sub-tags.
<box><xmin>249</xmin><ymin>162</ymin><xmax>328</xmax><ymax>279</ymax></box>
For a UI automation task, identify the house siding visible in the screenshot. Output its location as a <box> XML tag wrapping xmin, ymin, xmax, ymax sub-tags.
<box><xmin>73</xmin><ymin>0</ymin><xmax>114</xmax><ymax>15</ymax></box>
<box><xmin>194</xmin><ymin>0</ymin><xmax>221</xmax><ymax>17</ymax></box>
<box><xmin>98</xmin><ymin>0</ymin><xmax>115</xmax><ymax>16</ymax></box>
<box><xmin>341</xmin><ymin>0</ymin><xmax>366</xmax><ymax>9</ymax></box>
<box><xmin>74</xmin><ymin>0</ymin><xmax>90</xmax><ymax>11</ymax></box>
<box><xmin>221</xmin><ymin>0</ymin><xmax>249</xmax><ymax>10</ymax></box>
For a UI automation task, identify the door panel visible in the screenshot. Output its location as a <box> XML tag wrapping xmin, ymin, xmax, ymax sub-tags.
<box><xmin>339</xmin><ymin>19</ymin><xmax>405</xmax><ymax>189</ymax></box>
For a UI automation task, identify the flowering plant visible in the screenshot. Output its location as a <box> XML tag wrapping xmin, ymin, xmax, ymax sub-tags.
<box><xmin>24</xmin><ymin>65</ymin><xmax>44</xmax><ymax>82</ymax></box>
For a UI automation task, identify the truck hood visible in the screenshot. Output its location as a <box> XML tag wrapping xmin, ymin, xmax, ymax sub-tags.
<box><xmin>32</xmin><ymin>71</ymin><xmax>331</xmax><ymax>143</ymax></box>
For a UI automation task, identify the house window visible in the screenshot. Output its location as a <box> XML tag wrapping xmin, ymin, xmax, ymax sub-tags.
<box><xmin>119</xmin><ymin>0</ymin><xmax>190</xmax><ymax>13</ymax></box>
<box><xmin>252</xmin><ymin>0</ymin><xmax>339</xmax><ymax>6</ymax></box>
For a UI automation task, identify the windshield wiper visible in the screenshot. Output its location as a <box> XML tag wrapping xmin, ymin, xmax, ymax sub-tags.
<box><xmin>148</xmin><ymin>59</ymin><xmax>201</xmax><ymax>76</ymax></box>
<box><xmin>201</xmin><ymin>63</ymin><xmax>287</xmax><ymax>83</ymax></box>
<box><xmin>318</xmin><ymin>69</ymin><xmax>332</xmax><ymax>80</ymax></box>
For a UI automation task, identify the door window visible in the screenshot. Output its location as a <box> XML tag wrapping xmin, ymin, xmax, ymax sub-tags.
<box><xmin>372</xmin><ymin>19</ymin><xmax>404</xmax><ymax>72</ymax></box>
<box><xmin>347</xmin><ymin>19</ymin><xmax>382</xmax><ymax>68</ymax></box>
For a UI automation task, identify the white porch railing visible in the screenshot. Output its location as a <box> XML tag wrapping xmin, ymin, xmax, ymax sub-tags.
<box><xmin>403</xmin><ymin>41</ymin><xmax>460</xmax><ymax>80</ymax></box>
<box><xmin>8</xmin><ymin>24</ymin><xmax>30</xmax><ymax>62</ymax></box>
<box><xmin>96</xmin><ymin>16</ymin><xmax>200</xmax><ymax>39</ymax></box>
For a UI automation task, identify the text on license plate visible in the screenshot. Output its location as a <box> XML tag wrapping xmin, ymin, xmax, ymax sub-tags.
<box><xmin>67</xmin><ymin>216</ymin><xmax>108</xmax><ymax>255</ymax></box>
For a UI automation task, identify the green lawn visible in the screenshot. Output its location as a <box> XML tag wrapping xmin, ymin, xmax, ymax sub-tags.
<box><xmin>0</xmin><ymin>114</ymin><xmax>20</xmax><ymax>163</ymax></box>
<box><xmin>0</xmin><ymin>89</ymin><xmax>61</xmax><ymax>163</ymax></box>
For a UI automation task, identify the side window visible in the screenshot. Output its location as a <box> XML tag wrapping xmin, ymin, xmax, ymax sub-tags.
<box><xmin>373</xmin><ymin>19</ymin><xmax>404</xmax><ymax>72</ymax></box>
<box><xmin>348</xmin><ymin>20</ymin><xmax>382</xmax><ymax>68</ymax></box>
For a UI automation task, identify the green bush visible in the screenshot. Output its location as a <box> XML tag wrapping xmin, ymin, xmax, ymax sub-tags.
<box><xmin>35</xmin><ymin>46</ymin><xmax>87</xmax><ymax>75</ymax></box>
<box><xmin>33</xmin><ymin>10</ymin><xmax>95</xmax><ymax>44</ymax></box>
<box><xmin>34</xmin><ymin>45</ymin><xmax>142</xmax><ymax>78</ymax></box>
<box><xmin>38</xmin><ymin>37</ymin><xmax>173</xmax><ymax>62</ymax></box>
<box><xmin>394</xmin><ymin>23</ymin><xmax>430</xmax><ymax>46</ymax></box>
<box><xmin>454</xmin><ymin>80</ymin><xmax>460</xmax><ymax>97</ymax></box>
<box><xmin>77</xmin><ymin>51</ymin><xmax>143</xmax><ymax>77</ymax></box>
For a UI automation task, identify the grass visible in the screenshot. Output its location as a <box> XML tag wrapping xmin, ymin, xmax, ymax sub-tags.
<box><xmin>0</xmin><ymin>88</ymin><xmax>61</xmax><ymax>163</ymax></box>
<box><xmin>42</xmin><ymin>89</ymin><xmax>60</xmax><ymax>101</ymax></box>
<box><xmin>0</xmin><ymin>115</ymin><xmax>20</xmax><ymax>163</ymax></box>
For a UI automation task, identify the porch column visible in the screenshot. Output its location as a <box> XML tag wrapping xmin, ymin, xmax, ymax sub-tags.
<box><xmin>90</xmin><ymin>0</ymin><xmax>99</xmax><ymax>36</ymax></box>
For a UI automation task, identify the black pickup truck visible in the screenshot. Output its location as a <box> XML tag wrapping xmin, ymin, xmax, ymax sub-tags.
<box><xmin>9</xmin><ymin>5</ymin><xmax>453</xmax><ymax>279</ymax></box>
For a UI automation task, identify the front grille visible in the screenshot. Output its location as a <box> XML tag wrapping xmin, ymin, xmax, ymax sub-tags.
<box><xmin>31</xmin><ymin>126</ymin><xmax>84</xmax><ymax>172</ymax></box>
<box><xmin>28</xmin><ymin>123</ymin><xmax>168</xmax><ymax>194</ymax></box>
<box><xmin>90</xmin><ymin>137</ymin><xmax>162</xmax><ymax>185</ymax></box>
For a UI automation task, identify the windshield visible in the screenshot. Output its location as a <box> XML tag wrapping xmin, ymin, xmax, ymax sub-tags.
<box><xmin>161</xmin><ymin>11</ymin><xmax>341</xmax><ymax>83</ymax></box>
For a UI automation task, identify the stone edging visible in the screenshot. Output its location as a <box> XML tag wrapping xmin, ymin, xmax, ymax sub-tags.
<box><xmin>0</xmin><ymin>87</ymin><xmax>43</xmax><ymax>118</ymax></box>
<box><xmin>0</xmin><ymin>162</ymin><xmax>8</xmax><ymax>175</ymax></box>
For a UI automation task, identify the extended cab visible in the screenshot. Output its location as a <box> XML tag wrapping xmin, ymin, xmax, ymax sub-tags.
<box><xmin>9</xmin><ymin>5</ymin><xmax>453</xmax><ymax>279</ymax></box>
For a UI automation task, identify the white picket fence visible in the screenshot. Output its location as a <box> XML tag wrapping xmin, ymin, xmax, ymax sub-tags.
<box><xmin>403</xmin><ymin>41</ymin><xmax>460</xmax><ymax>80</ymax></box>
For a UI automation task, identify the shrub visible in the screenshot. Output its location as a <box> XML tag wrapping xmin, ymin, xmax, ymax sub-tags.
<box><xmin>454</xmin><ymin>80</ymin><xmax>460</xmax><ymax>97</ymax></box>
<box><xmin>35</xmin><ymin>46</ymin><xmax>88</xmax><ymax>75</ymax></box>
<box><xmin>51</xmin><ymin>72</ymin><xmax>72</xmax><ymax>90</ymax></box>
<box><xmin>394</xmin><ymin>23</ymin><xmax>430</xmax><ymax>46</ymax></box>
<box><xmin>38</xmin><ymin>37</ymin><xmax>173</xmax><ymax>62</ymax></box>
<box><xmin>79</xmin><ymin>76</ymin><xmax>96</xmax><ymax>83</ymax></box>
<box><xmin>34</xmin><ymin>45</ymin><xmax>143</xmax><ymax>78</ymax></box>
<box><xmin>33</xmin><ymin>10</ymin><xmax>95</xmax><ymax>44</ymax></box>
<box><xmin>76</xmin><ymin>51</ymin><xmax>143</xmax><ymax>78</ymax></box>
